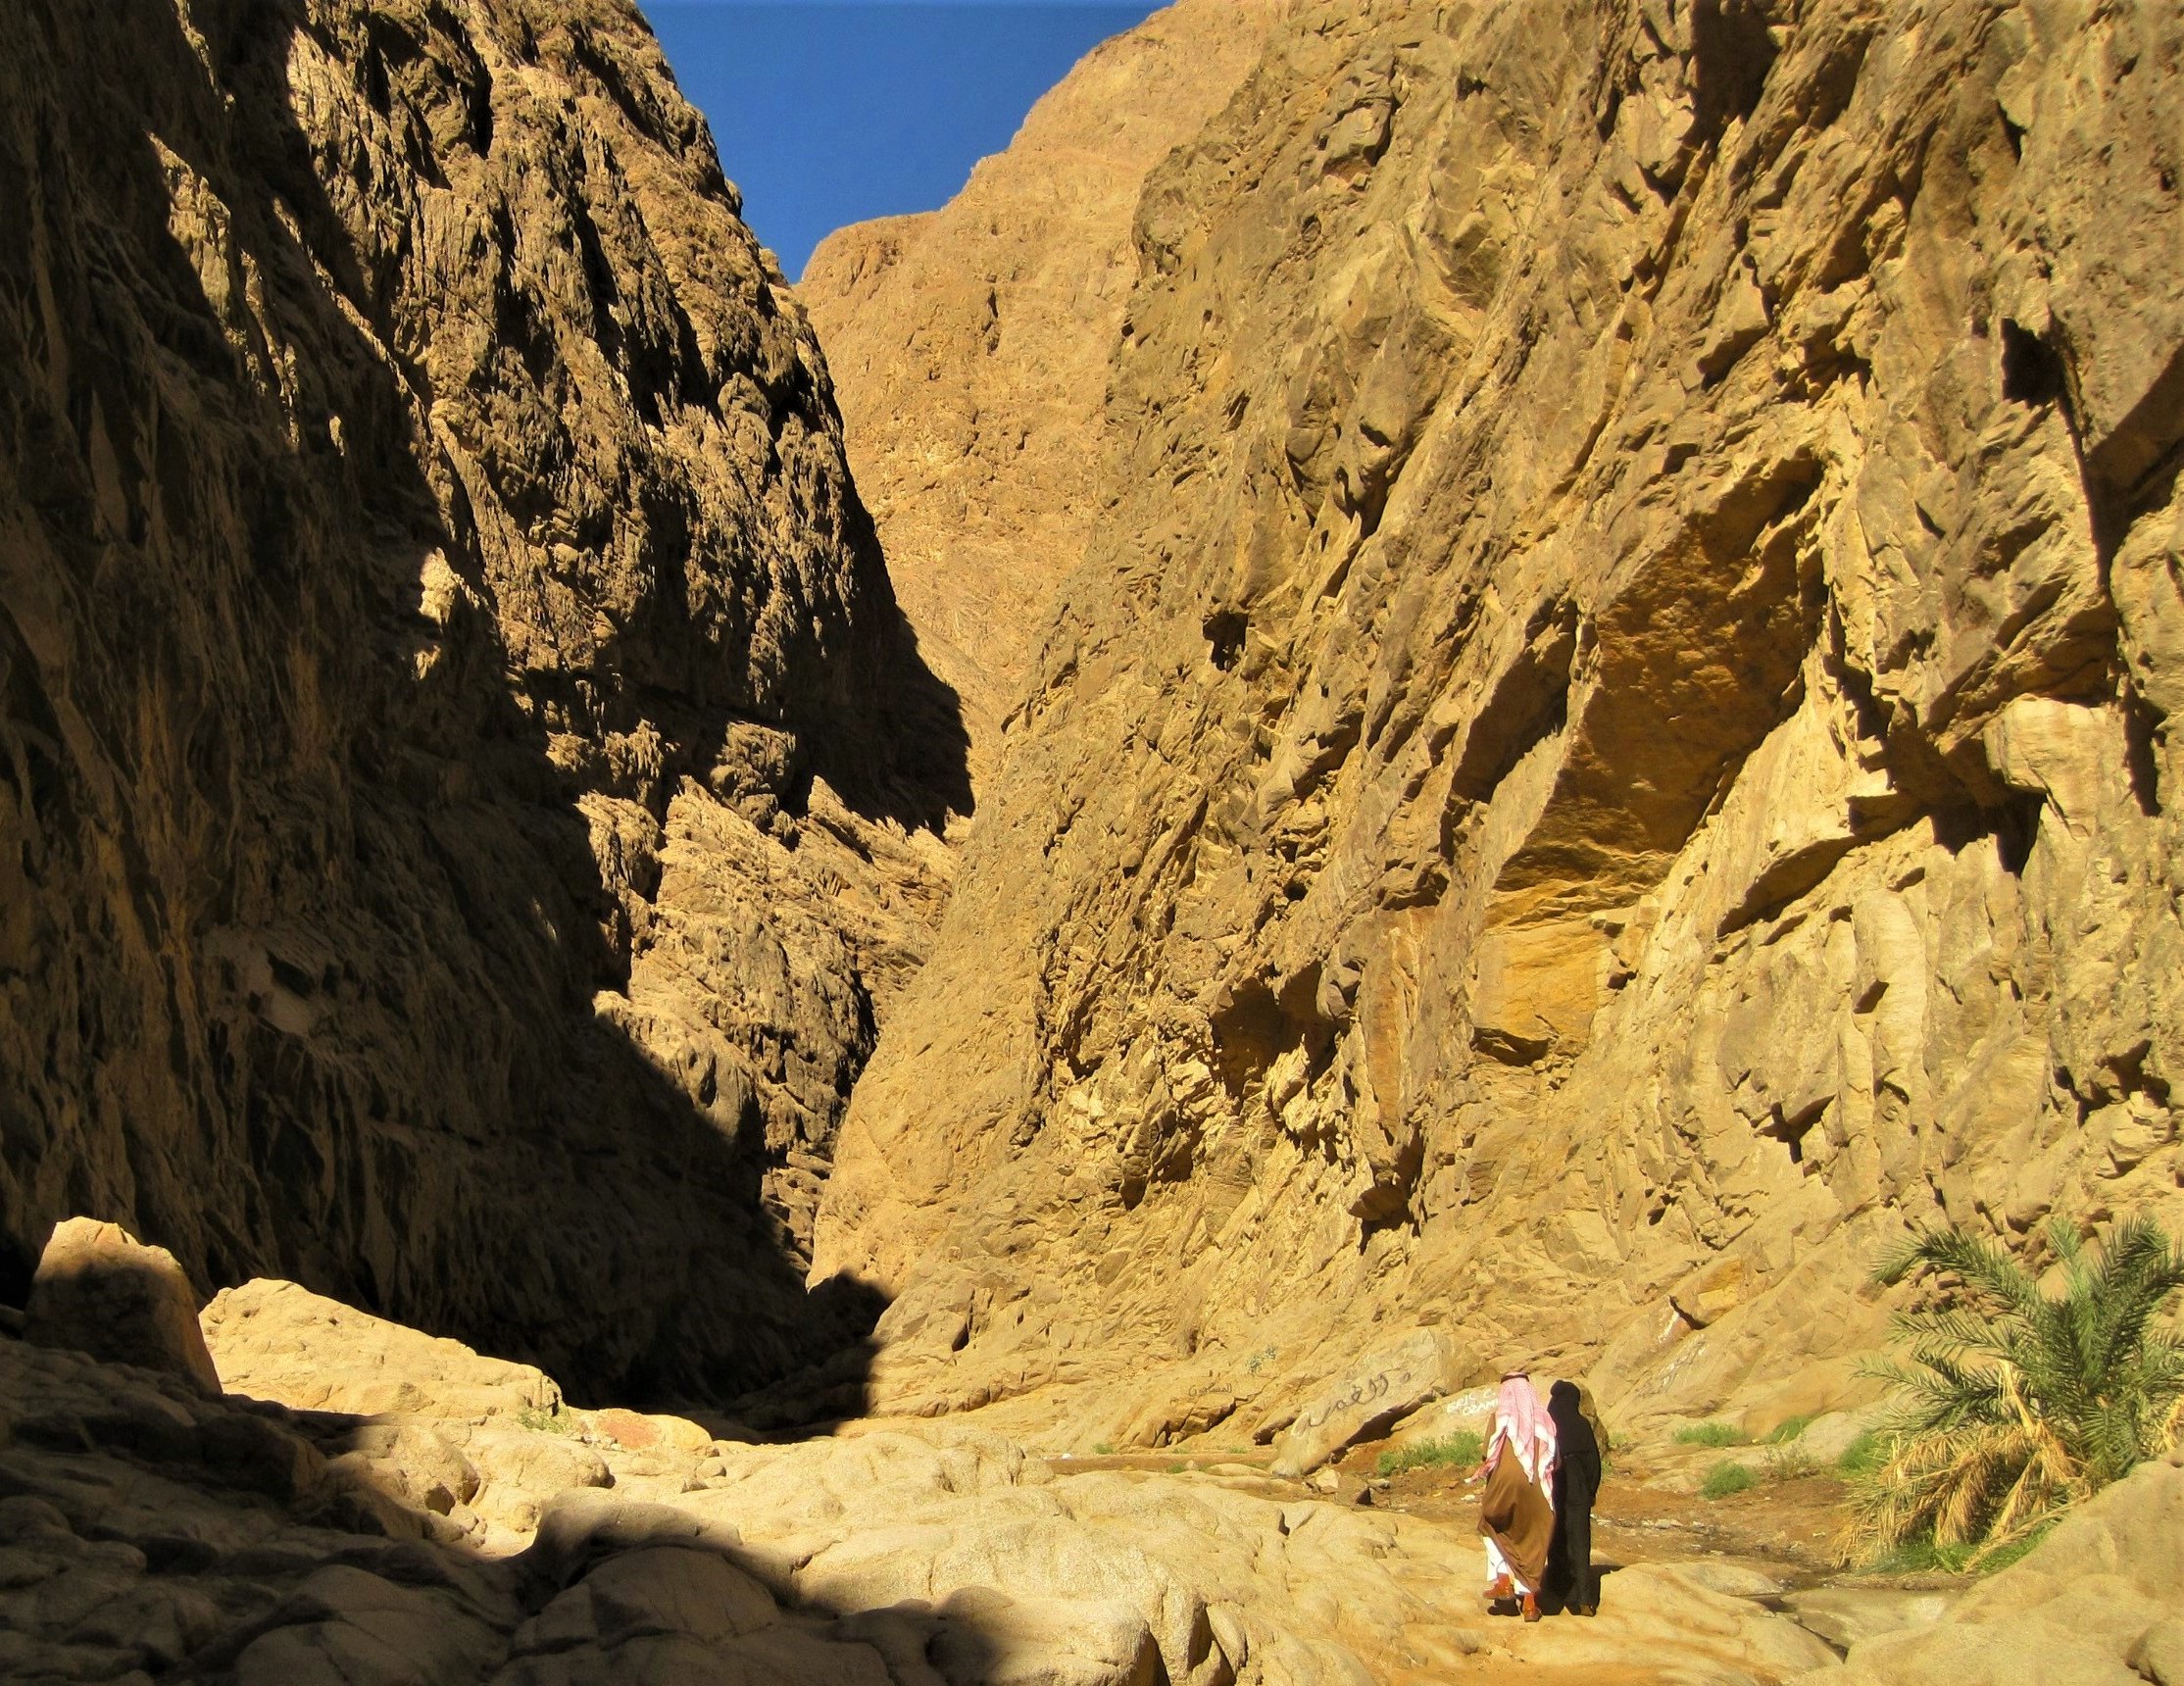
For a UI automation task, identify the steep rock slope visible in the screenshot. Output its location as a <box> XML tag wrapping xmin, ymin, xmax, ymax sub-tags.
<box><xmin>0</xmin><ymin>0</ymin><xmax>963</xmax><ymax>1399</ymax></box>
<box><xmin>800</xmin><ymin>0</ymin><xmax>1283</xmax><ymax>786</ymax></box>
<box><xmin>816</xmin><ymin>0</ymin><xmax>2184</xmax><ymax>1443</ymax></box>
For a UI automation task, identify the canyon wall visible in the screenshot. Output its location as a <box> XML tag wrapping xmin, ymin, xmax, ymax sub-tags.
<box><xmin>814</xmin><ymin>0</ymin><xmax>2184</xmax><ymax>1444</ymax></box>
<box><xmin>801</xmin><ymin>0</ymin><xmax>1284</xmax><ymax>789</ymax></box>
<box><xmin>0</xmin><ymin>0</ymin><xmax>963</xmax><ymax>1400</ymax></box>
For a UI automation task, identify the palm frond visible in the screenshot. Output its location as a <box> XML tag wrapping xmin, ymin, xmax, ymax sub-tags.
<box><xmin>1851</xmin><ymin>1215</ymin><xmax>2184</xmax><ymax>1562</ymax></box>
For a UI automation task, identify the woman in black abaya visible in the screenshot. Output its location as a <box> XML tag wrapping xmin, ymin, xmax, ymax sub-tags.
<box><xmin>1546</xmin><ymin>1380</ymin><xmax>1602</xmax><ymax>1614</ymax></box>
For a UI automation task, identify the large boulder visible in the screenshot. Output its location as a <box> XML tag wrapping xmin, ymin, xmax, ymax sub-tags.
<box><xmin>23</xmin><ymin>1217</ymin><xmax>221</xmax><ymax>1396</ymax></box>
<box><xmin>1268</xmin><ymin>1330</ymin><xmax>1461</xmax><ymax>1477</ymax></box>
<box><xmin>201</xmin><ymin>1278</ymin><xmax>560</xmax><ymax>1421</ymax></box>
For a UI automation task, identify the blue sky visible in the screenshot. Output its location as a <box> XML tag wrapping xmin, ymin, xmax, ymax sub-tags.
<box><xmin>639</xmin><ymin>3</ymin><xmax>1162</xmax><ymax>279</ymax></box>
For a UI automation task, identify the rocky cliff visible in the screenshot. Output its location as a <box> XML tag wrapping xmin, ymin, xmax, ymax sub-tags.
<box><xmin>800</xmin><ymin>0</ymin><xmax>1285</xmax><ymax>788</ymax></box>
<box><xmin>813</xmin><ymin>0</ymin><xmax>2184</xmax><ymax>1445</ymax></box>
<box><xmin>0</xmin><ymin>0</ymin><xmax>964</xmax><ymax>1401</ymax></box>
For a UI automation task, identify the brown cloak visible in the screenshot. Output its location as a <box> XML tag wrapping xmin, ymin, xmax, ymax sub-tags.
<box><xmin>1478</xmin><ymin>1450</ymin><xmax>1555</xmax><ymax>1593</ymax></box>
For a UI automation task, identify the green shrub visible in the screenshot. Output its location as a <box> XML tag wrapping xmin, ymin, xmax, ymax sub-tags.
<box><xmin>1846</xmin><ymin>1216</ymin><xmax>2184</xmax><ymax>1562</ymax></box>
<box><xmin>1969</xmin><ymin>1518</ymin><xmax>2058</xmax><ymax>1573</ymax></box>
<box><xmin>1865</xmin><ymin>1514</ymin><xmax>2059</xmax><ymax>1576</ymax></box>
<box><xmin>1867</xmin><ymin>1537</ymin><xmax>1975</xmax><ymax>1575</ymax></box>
<box><xmin>1765</xmin><ymin>1413</ymin><xmax>1817</xmax><ymax>1445</ymax></box>
<box><xmin>1675</xmin><ymin>1420</ymin><xmax>1743</xmax><ymax>1448</ymax></box>
<box><xmin>1092</xmin><ymin>1442</ymin><xmax>1117</xmax><ymax>1457</ymax></box>
<box><xmin>1701</xmin><ymin>1461</ymin><xmax>1759</xmax><ymax>1500</ymax></box>
<box><xmin>517</xmin><ymin>1406</ymin><xmax>576</xmax><ymax>1437</ymax></box>
<box><xmin>1374</xmin><ymin>1430</ymin><xmax>1485</xmax><ymax>1478</ymax></box>
<box><xmin>1837</xmin><ymin>1429</ymin><xmax>1890</xmax><ymax>1478</ymax></box>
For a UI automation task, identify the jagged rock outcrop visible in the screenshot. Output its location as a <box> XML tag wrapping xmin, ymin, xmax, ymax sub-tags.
<box><xmin>0</xmin><ymin>0</ymin><xmax>963</xmax><ymax>1401</ymax></box>
<box><xmin>814</xmin><ymin>0</ymin><xmax>2184</xmax><ymax>1446</ymax></box>
<box><xmin>800</xmin><ymin>0</ymin><xmax>1285</xmax><ymax>787</ymax></box>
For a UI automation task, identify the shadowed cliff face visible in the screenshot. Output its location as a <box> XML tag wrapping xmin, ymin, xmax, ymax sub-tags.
<box><xmin>814</xmin><ymin>0</ymin><xmax>2184</xmax><ymax>1444</ymax></box>
<box><xmin>0</xmin><ymin>0</ymin><xmax>962</xmax><ymax>1400</ymax></box>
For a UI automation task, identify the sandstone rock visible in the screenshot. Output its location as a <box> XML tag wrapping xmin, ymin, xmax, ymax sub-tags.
<box><xmin>802</xmin><ymin>0</ymin><xmax>1285</xmax><ymax>791</ymax></box>
<box><xmin>2131</xmin><ymin>1618</ymin><xmax>2184</xmax><ymax>1686</ymax></box>
<box><xmin>1268</xmin><ymin>1329</ymin><xmax>1459</xmax><ymax>1476</ymax></box>
<box><xmin>1797</xmin><ymin>1460</ymin><xmax>2184</xmax><ymax>1686</ymax></box>
<box><xmin>23</xmin><ymin>1218</ymin><xmax>221</xmax><ymax>1396</ymax></box>
<box><xmin>0</xmin><ymin>0</ymin><xmax>959</xmax><ymax>1404</ymax></box>
<box><xmin>592</xmin><ymin>1407</ymin><xmax>712</xmax><ymax>1457</ymax></box>
<box><xmin>1781</xmin><ymin>1587</ymin><xmax>1962</xmax><ymax>1655</ymax></box>
<box><xmin>462</xmin><ymin>1424</ymin><xmax>614</xmax><ymax>1537</ymax></box>
<box><xmin>203</xmin><ymin>1278</ymin><xmax>559</xmax><ymax>1421</ymax></box>
<box><xmin>234</xmin><ymin>1564</ymin><xmax>507</xmax><ymax>1686</ymax></box>
<box><xmin>0</xmin><ymin>1272</ymin><xmax>1871</xmax><ymax>1686</ymax></box>
<box><xmin>1384</xmin><ymin>1386</ymin><xmax>1500</xmax><ymax>1448</ymax></box>
<box><xmin>1787</xmin><ymin>1407</ymin><xmax>1882</xmax><ymax>1470</ymax></box>
<box><xmin>813</xmin><ymin>0</ymin><xmax>2184</xmax><ymax>1450</ymax></box>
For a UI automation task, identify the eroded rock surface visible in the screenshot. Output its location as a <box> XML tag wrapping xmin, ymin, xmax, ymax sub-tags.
<box><xmin>0</xmin><ymin>1288</ymin><xmax>1859</xmax><ymax>1686</ymax></box>
<box><xmin>800</xmin><ymin>0</ymin><xmax>1284</xmax><ymax>786</ymax></box>
<box><xmin>814</xmin><ymin>0</ymin><xmax>2184</xmax><ymax>1446</ymax></box>
<box><xmin>0</xmin><ymin>0</ymin><xmax>962</xmax><ymax>1400</ymax></box>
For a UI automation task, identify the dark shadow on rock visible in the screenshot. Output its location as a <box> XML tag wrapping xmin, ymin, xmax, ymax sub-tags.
<box><xmin>0</xmin><ymin>1322</ymin><xmax>1023</xmax><ymax>1685</ymax></box>
<box><xmin>0</xmin><ymin>0</ymin><xmax>946</xmax><ymax>1417</ymax></box>
<box><xmin>797</xmin><ymin>487</ymin><xmax>977</xmax><ymax>834</ymax></box>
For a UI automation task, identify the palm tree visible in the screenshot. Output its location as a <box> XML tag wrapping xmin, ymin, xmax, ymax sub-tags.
<box><xmin>1843</xmin><ymin>1215</ymin><xmax>2184</xmax><ymax>1562</ymax></box>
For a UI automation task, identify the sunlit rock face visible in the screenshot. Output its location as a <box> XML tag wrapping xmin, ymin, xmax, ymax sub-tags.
<box><xmin>813</xmin><ymin>0</ymin><xmax>2184</xmax><ymax>1444</ymax></box>
<box><xmin>0</xmin><ymin>0</ymin><xmax>964</xmax><ymax>1400</ymax></box>
<box><xmin>800</xmin><ymin>0</ymin><xmax>1287</xmax><ymax>794</ymax></box>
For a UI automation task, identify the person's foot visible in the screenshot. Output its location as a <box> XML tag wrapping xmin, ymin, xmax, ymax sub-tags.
<box><xmin>1521</xmin><ymin>1592</ymin><xmax>1541</xmax><ymax>1622</ymax></box>
<box><xmin>1485</xmin><ymin>1575</ymin><xmax>1513</xmax><ymax>1603</ymax></box>
<box><xmin>1577</xmin><ymin>1604</ymin><xmax>1597</xmax><ymax>1617</ymax></box>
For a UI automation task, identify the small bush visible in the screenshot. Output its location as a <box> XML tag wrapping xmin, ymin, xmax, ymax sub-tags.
<box><xmin>1969</xmin><ymin>1518</ymin><xmax>2057</xmax><ymax>1573</ymax></box>
<box><xmin>1092</xmin><ymin>1442</ymin><xmax>1117</xmax><ymax>1457</ymax></box>
<box><xmin>1765</xmin><ymin>1413</ymin><xmax>1817</xmax><ymax>1445</ymax></box>
<box><xmin>1867</xmin><ymin>1537</ymin><xmax>1975</xmax><ymax>1575</ymax></box>
<box><xmin>1375</xmin><ymin>1430</ymin><xmax>1485</xmax><ymax>1478</ymax></box>
<box><xmin>1701</xmin><ymin>1461</ymin><xmax>1759</xmax><ymax>1501</ymax></box>
<box><xmin>517</xmin><ymin>1406</ymin><xmax>576</xmax><ymax>1437</ymax></box>
<box><xmin>1675</xmin><ymin>1420</ymin><xmax>1743</xmax><ymax>1448</ymax></box>
<box><xmin>1166</xmin><ymin>1462</ymin><xmax>1188</xmax><ymax>1474</ymax></box>
<box><xmin>1863</xmin><ymin>1514</ymin><xmax>2058</xmax><ymax>1576</ymax></box>
<box><xmin>1765</xmin><ymin>1444</ymin><xmax>1818</xmax><ymax>1482</ymax></box>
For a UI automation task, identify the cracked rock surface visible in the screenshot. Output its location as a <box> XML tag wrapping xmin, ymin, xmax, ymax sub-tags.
<box><xmin>813</xmin><ymin>0</ymin><xmax>2184</xmax><ymax>1447</ymax></box>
